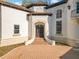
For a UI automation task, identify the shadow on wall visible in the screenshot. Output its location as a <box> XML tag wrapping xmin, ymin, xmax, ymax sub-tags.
<box><xmin>60</xmin><ymin>48</ymin><xmax>79</xmax><ymax>59</ymax></box>
<box><xmin>47</xmin><ymin>35</ymin><xmax>79</xmax><ymax>47</ymax></box>
<box><xmin>48</xmin><ymin>15</ymin><xmax>53</xmax><ymax>37</ymax></box>
<box><xmin>47</xmin><ymin>35</ymin><xmax>79</xmax><ymax>59</ymax></box>
<box><xmin>47</xmin><ymin>35</ymin><xmax>54</xmax><ymax>40</ymax></box>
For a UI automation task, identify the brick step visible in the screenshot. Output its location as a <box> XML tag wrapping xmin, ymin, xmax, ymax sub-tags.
<box><xmin>32</xmin><ymin>38</ymin><xmax>48</xmax><ymax>45</ymax></box>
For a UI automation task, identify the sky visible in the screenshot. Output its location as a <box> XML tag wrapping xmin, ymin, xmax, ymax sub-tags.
<box><xmin>8</xmin><ymin>0</ymin><xmax>59</xmax><ymax>5</ymax></box>
<box><xmin>8</xmin><ymin>0</ymin><xmax>22</xmax><ymax>5</ymax></box>
<box><xmin>51</xmin><ymin>0</ymin><xmax>59</xmax><ymax>3</ymax></box>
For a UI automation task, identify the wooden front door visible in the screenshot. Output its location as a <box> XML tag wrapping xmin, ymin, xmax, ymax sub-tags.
<box><xmin>36</xmin><ymin>25</ymin><xmax>44</xmax><ymax>38</ymax></box>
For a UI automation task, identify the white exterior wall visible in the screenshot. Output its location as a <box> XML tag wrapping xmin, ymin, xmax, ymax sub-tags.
<box><xmin>0</xmin><ymin>5</ymin><xmax>1</xmax><ymax>40</ymax></box>
<box><xmin>28</xmin><ymin>15</ymin><xmax>51</xmax><ymax>42</ymax></box>
<box><xmin>47</xmin><ymin>4</ymin><xmax>68</xmax><ymax>38</ymax></box>
<box><xmin>67</xmin><ymin>0</ymin><xmax>79</xmax><ymax>40</ymax></box>
<box><xmin>46</xmin><ymin>0</ymin><xmax>79</xmax><ymax>46</ymax></box>
<box><xmin>30</xmin><ymin>6</ymin><xmax>46</xmax><ymax>12</ymax></box>
<box><xmin>1</xmin><ymin>5</ymin><xmax>29</xmax><ymax>46</ymax></box>
<box><xmin>32</xmin><ymin>15</ymin><xmax>49</xmax><ymax>37</ymax></box>
<box><xmin>1</xmin><ymin>0</ymin><xmax>79</xmax><ymax>46</ymax></box>
<box><xmin>28</xmin><ymin>16</ymin><xmax>32</xmax><ymax>39</ymax></box>
<box><xmin>26</xmin><ymin>15</ymin><xmax>51</xmax><ymax>45</ymax></box>
<box><xmin>34</xmin><ymin>6</ymin><xmax>45</xmax><ymax>12</ymax></box>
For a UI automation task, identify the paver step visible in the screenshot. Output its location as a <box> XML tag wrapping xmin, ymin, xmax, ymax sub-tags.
<box><xmin>32</xmin><ymin>38</ymin><xmax>48</xmax><ymax>45</ymax></box>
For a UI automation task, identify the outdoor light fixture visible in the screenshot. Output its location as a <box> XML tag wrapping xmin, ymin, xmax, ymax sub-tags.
<box><xmin>67</xmin><ymin>5</ymin><xmax>71</xmax><ymax>10</ymax></box>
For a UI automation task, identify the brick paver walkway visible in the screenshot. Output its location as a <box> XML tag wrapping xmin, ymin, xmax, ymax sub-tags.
<box><xmin>32</xmin><ymin>38</ymin><xmax>48</xmax><ymax>45</ymax></box>
<box><xmin>1</xmin><ymin>38</ymin><xmax>79</xmax><ymax>59</ymax></box>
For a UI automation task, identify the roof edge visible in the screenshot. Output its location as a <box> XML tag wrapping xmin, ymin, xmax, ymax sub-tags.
<box><xmin>27</xmin><ymin>12</ymin><xmax>52</xmax><ymax>16</ymax></box>
<box><xmin>45</xmin><ymin>0</ymin><xmax>68</xmax><ymax>9</ymax></box>
<box><xmin>0</xmin><ymin>1</ymin><xmax>32</xmax><ymax>12</ymax></box>
<box><xmin>24</xmin><ymin>2</ymin><xmax>48</xmax><ymax>8</ymax></box>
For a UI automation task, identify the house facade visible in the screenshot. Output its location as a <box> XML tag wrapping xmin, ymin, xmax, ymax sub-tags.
<box><xmin>46</xmin><ymin>0</ymin><xmax>79</xmax><ymax>47</ymax></box>
<box><xmin>0</xmin><ymin>0</ymin><xmax>79</xmax><ymax>47</ymax></box>
<box><xmin>0</xmin><ymin>1</ymin><xmax>31</xmax><ymax>46</ymax></box>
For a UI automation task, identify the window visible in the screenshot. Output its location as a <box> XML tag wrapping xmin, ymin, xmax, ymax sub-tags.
<box><xmin>56</xmin><ymin>9</ymin><xmax>62</xmax><ymax>18</ymax></box>
<box><xmin>14</xmin><ymin>25</ymin><xmax>20</xmax><ymax>34</ymax></box>
<box><xmin>77</xmin><ymin>2</ymin><xmax>79</xmax><ymax>13</ymax></box>
<box><xmin>56</xmin><ymin>21</ymin><xmax>62</xmax><ymax>34</ymax></box>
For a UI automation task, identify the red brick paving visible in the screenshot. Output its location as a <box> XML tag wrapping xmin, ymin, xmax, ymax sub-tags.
<box><xmin>1</xmin><ymin>38</ymin><xmax>79</xmax><ymax>59</ymax></box>
<box><xmin>32</xmin><ymin>38</ymin><xmax>48</xmax><ymax>45</ymax></box>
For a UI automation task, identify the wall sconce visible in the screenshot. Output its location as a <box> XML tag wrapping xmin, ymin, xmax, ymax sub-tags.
<box><xmin>67</xmin><ymin>5</ymin><xmax>71</xmax><ymax>10</ymax></box>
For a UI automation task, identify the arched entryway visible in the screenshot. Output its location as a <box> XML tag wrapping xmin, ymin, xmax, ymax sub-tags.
<box><xmin>35</xmin><ymin>22</ymin><xmax>44</xmax><ymax>38</ymax></box>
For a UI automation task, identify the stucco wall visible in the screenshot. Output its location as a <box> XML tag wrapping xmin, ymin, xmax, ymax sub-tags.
<box><xmin>0</xmin><ymin>5</ymin><xmax>1</xmax><ymax>41</ymax></box>
<box><xmin>47</xmin><ymin>4</ymin><xmax>68</xmax><ymax>38</ymax></box>
<box><xmin>1</xmin><ymin>5</ymin><xmax>29</xmax><ymax>46</ymax></box>
<box><xmin>28</xmin><ymin>16</ymin><xmax>32</xmax><ymax>39</ymax></box>
<box><xmin>30</xmin><ymin>6</ymin><xmax>46</xmax><ymax>12</ymax></box>
<box><xmin>46</xmin><ymin>0</ymin><xmax>79</xmax><ymax>46</ymax></box>
<box><xmin>67</xmin><ymin>0</ymin><xmax>79</xmax><ymax>40</ymax></box>
<box><xmin>64</xmin><ymin>0</ymin><xmax>79</xmax><ymax>46</ymax></box>
<box><xmin>27</xmin><ymin>15</ymin><xmax>50</xmax><ymax>44</ymax></box>
<box><xmin>34</xmin><ymin>6</ymin><xmax>45</xmax><ymax>12</ymax></box>
<box><xmin>29</xmin><ymin>15</ymin><xmax>52</xmax><ymax>41</ymax></box>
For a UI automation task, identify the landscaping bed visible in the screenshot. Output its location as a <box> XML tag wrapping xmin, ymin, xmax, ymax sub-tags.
<box><xmin>0</xmin><ymin>43</ymin><xmax>24</xmax><ymax>57</ymax></box>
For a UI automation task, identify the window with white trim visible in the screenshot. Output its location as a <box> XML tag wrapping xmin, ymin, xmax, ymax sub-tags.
<box><xmin>56</xmin><ymin>9</ymin><xmax>62</xmax><ymax>18</ymax></box>
<box><xmin>14</xmin><ymin>25</ymin><xmax>20</xmax><ymax>34</ymax></box>
<box><xmin>56</xmin><ymin>21</ymin><xmax>62</xmax><ymax>34</ymax></box>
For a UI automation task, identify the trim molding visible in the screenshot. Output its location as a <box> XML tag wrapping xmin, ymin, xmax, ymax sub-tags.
<box><xmin>27</xmin><ymin>12</ymin><xmax>52</xmax><ymax>16</ymax></box>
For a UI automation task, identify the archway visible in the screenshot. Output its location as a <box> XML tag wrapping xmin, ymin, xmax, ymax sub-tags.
<box><xmin>35</xmin><ymin>22</ymin><xmax>44</xmax><ymax>38</ymax></box>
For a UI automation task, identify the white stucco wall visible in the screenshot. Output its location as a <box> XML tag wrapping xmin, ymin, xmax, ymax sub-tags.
<box><xmin>28</xmin><ymin>15</ymin><xmax>52</xmax><ymax>42</ymax></box>
<box><xmin>1</xmin><ymin>5</ymin><xmax>29</xmax><ymax>46</ymax></box>
<box><xmin>0</xmin><ymin>5</ymin><xmax>1</xmax><ymax>40</ymax></box>
<box><xmin>26</xmin><ymin>15</ymin><xmax>50</xmax><ymax>45</ymax></box>
<box><xmin>28</xmin><ymin>16</ymin><xmax>32</xmax><ymax>39</ymax></box>
<box><xmin>47</xmin><ymin>4</ymin><xmax>68</xmax><ymax>38</ymax></box>
<box><xmin>32</xmin><ymin>15</ymin><xmax>49</xmax><ymax>37</ymax></box>
<box><xmin>67</xmin><ymin>0</ymin><xmax>79</xmax><ymax>40</ymax></box>
<box><xmin>1</xmin><ymin>0</ymin><xmax>79</xmax><ymax>46</ymax></box>
<box><xmin>46</xmin><ymin>0</ymin><xmax>79</xmax><ymax>46</ymax></box>
<box><xmin>30</xmin><ymin>6</ymin><xmax>46</xmax><ymax>12</ymax></box>
<box><xmin>34</xmin><ymin>6</ymin><xmax>45</xmax><ymax>12</ymax></box>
